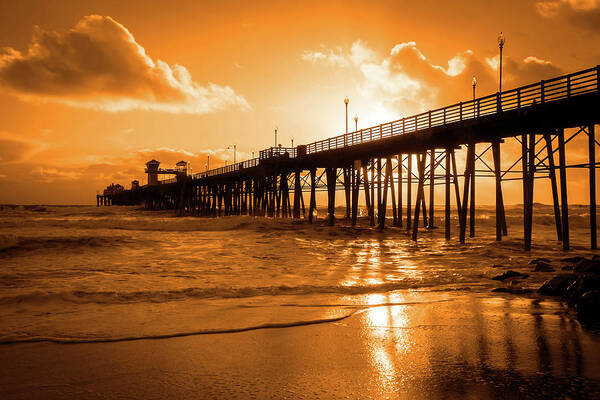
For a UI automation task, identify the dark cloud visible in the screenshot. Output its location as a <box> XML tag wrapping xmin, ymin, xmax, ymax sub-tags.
<box><xmin>536</xmin><ymin>1</ymin><xmax>600</xmax><ymax>33</ymax></box>
<box><xmin>0</xmin><ymin>138</ymin><xmax>36</xmax><ymax>162</ymax></box>
<box><xmin>0</xmin><ymin>15</ymin><xmax>250</xmax><ymax>113</ymax></box>
<box><xmin>503</xmin><ymin>56</ymin><xmax>564</xmax><ymax>87</ymax></box>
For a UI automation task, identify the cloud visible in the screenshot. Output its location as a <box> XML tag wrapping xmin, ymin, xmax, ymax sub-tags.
<box><xmin>301</xmin><ymin>40</ymin><xmax>562</xmax><ymax>118</ymax></box>
<box><xmin>301</xmin><ymin>47</ymin><xmax>349</xmax><ymax>67</ymax></box>
<box><xmin>0</xmin><ymin>15</ymin><xmax>250</xmax><ymax>114</ymax></box>
<box><xmin>507</xmin><ymin>56</ymin><xmax>563</xmax><ymax>84</ymax></box>
<box><xmin>0</xmin><ymin>137</ymin><xmax>39</xmax><ymax>163</ymax></box>
<box><xmin>535</xmin><ymin>0</ymin><xmax>600</xmax><ymax>31</ymax></box>
<box><xmin>31</xmin><ymin>167</ymin><xmax>82</xmax><ymax>182</ymax></box>
<box><xmin>301</xmin><ymin>41</ymin><xmax>376</xmax><ymax>68</ymax></box>
<box><xmin>0</xmin><ymin>144</ymin><xmax>232</xmax><ymax>189</ymax></box>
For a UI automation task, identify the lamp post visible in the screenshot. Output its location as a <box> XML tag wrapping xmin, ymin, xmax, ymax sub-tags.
<box><xmin>354</xmin><ymin>115</ymin><xmax>358</xmax><ymax>131</ymax></box>
<box><xmin>227</xmin><ymin>145</ymin><xmax>236</xmax><ymax>163</ymax></box>
<box><xmin>344</xmin><ymin>96</ymin><xmax>349</xmax><ymax>133</ymax></box>
<box><xmin>291</xmin><ymin>137</ymin><xmax>294</xmax><ymax>147</ymax></box>
<box><xmin>498</xmin><ymin>32</ymin><xmax>505</xmax><ymax>93</ymax></box>
<box><xmin>207</xmin><ymin>155</ymin><xmax>210</xmax><ymax>171</ymax></box>
<box><xmin>274</xmin><ymin>126</ymin><xmax>278</xmax><ymax>147</ymax></box>
<box><xmin>472</xmin><ymin>75</ymin><xmax>477</xmax><ymax>117</ymax></box>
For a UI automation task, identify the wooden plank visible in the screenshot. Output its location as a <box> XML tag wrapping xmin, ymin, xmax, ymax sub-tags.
<box><xmin>397</xmin><ymin>154</ymin><xmax>403</xmax><ymax>227</ymax></box>
<box><xmin>590</xmin><ymin>124</ymin><xmax>597</xmax><ymax>249</ymax></box>
<box><xmin>379</xmin><ymin>158</ymin><xmax>391</xmax><ymax>230</ymax></box>
<box><xmin>558</xmin><ymin>129</ymin><xmax>570</xmax><ymax>250</ymax></box>
<box><xmin>370</xmin><ymin>159</ymin><xmax>375</xmax><ymax>226</ymax></box>
<box><xmin>293</xmin><ymin>170</ymin><xmax>301</xmax><ymax>219</ymax></box>
<box><xmin>309</xmin><ymin>168</ymin><xmax>316</xmax><ymax>223</ymax></box>
<box><xmin>544</xmin><ymin>133</ymin><xmax>562</xmax><ymax>241</ymax></box>
<box><xmin>459</xmin><ymin>145</ymin><xmax>473</xmax><ymax>243</ymax></box>
<box><xmin>412</xmin><ymin>153</ymin><xmax>426</xmax><ymax>241</ymax></box>
<box><xmin>327</xmin><ymin>167</ymin><xmax>337</xmax><ymax>226</ymax></box>
<box><xmin>352</xmin><ymin>161</ymin><xmax>360</xmax><ymax>225</ymax></box>
<box><xmin>362</xmin><ymin>163</ymin><xmax>374</xmax><ymax>226</ymax></box>
<box><xmin>406</xmin><ymin>154</ymin><xmax>412</xmax><ymax>231</ymax></box>
<box><xmin>451</xmin><ymin>150</ymin><xmax>462</xmax><ymax>217</ymax></box>
<box><xmin>469</xmin><ymin>144</ymin><xmax>475</xmax><ymax>238</ymax></box>
<box><xmin>522</xmin><ymin>134</ymin><xmax>533</xmax><ymax>251</ymax></box>
<box><xmin>445</xmin><ymin>149</ymin><xmax>451</xmax><ymax>240</ymax></box>
<box><xmin>390</xmin><ymin>157</ymin><xmax>397</xmax><ymax>226</ymax></box>
<box><xmin>492</xmin><ymin>142</ymin><xmax>503</xmax><ymax>241</ymax></box>
<box><xmin>377</xmin><ymin>158</ymin><xmax>382</xmax><ymax>224</ymax></box>
<box><xmin>344</xmin><ymin>167</ymin><xmax>351</xmax><ymax>220</ymax></box>
<box><xmin>429</xmin><ymin>149</ymin><xmax>435</xmax><ymax>228</ymax></box>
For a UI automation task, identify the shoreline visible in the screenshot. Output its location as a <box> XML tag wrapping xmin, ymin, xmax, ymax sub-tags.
<box><xmin>2</xmin><ymin>289</ymin><xmax>600</xmax><ymax>399</ymax></box>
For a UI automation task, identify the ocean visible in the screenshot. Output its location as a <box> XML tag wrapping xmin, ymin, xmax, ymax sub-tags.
<box><xmin>0</xmin><ymin>203</ymin><xmax>597</xmax><ymax>343</ymax></box>
<box><xmin>3</xmin><ymin>204</ymin><xmax>600</xmax><ymax>398</ymax></box>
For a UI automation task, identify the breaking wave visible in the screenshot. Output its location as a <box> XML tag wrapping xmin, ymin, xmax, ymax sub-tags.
<box><xmin>0</xmin><ymin>281</ymin><xmax>477</xmax><ymax>306</ymax></box>
<box><xmin>0</xmin><ymin>312</ymin><xmax>357</xmax><ymax>345</ymax></box>
<box><xmin>0</xmin><ymin>234</ymin><xmax>131</xmax><ymax>254</ymax></box>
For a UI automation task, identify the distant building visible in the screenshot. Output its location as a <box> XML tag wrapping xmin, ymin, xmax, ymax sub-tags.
<box><xmin>145</xmin><ymin>160</ymin><xmax>160</xmax><ymax>185</ymax></box>
<box><xmin>103</xmin><ymin>183</ymin><xmax>124</xmax><ymax>196</ymax></box>
<box><xmin>175</xmin><ymin>160</ymin><xmax>188</xmax><ymax>175</ymax></box>
<box><xmin>131</xmin><ymin>180</ymin><xmax>140</xmax><ymax>189</ymax></box>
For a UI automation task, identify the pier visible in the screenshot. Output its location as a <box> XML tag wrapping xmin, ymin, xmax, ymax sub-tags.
<box><xmin>104</xmin><ymin>65</ymin><xmax>600</xmax><ymax>251</ymax></box>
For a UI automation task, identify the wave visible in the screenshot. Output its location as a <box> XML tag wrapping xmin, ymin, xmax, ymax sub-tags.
<box><xmin>0</xmin><ymin>281</ymin><xmax>477</xmax><ymax>306</ymax></box>
<box><xmin>0</xmin><ymin>234</ymin><xmax>131</xmax><ymax>254</ymax></box>
<box><xmin>0</xmin><ymin>215</ymin><xmax>258</xmax><ymax>232</ymax></box>
<box><xmin>0</xmin><ymin>312</ymin><xmax>357</xmax><ymax>345</ymax></box>
<box><xmin>2</xmin><ymin>203</ymin><xmax>598</xmax><ymax>233</ymax></box>
<box><xmin>0</xmin><ymin>234</ymin><xmax>19</xmax><ymax>251</ymax></box>
<box><xmin>0</xmin><ymin>298</ymin><xmax>459</xmax><ymax>345</ymax></box>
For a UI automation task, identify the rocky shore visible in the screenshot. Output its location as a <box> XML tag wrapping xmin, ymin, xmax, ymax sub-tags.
<box><xmin>491</xmin><ymin>255</ymin><xmax>600</xmax><ymax>327</ymax></box>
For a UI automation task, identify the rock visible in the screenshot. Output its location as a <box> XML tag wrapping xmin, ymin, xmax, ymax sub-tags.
<box><xmin>537</xmin><ymin>274</ymin><xmax>577</xmax><ymax>296</ymax></box>
<box><xmin>491</xmin><ymin>264</ymin><xmax>507</xmax><ymax>268</ymax></box>
<box><xmin>561</xmin><ymin>265</ymin><xmax>574</xmax><ymax>271</ymax></box>
<box><xmin>574</xmin><ymin>259</ymin><xmax>600</xmax><ymax>274</ymax></box>
<box><xmin>492</xmin><ymin>286</ymin><xmax>532</xmax><ymax>294</ymax></box>
<box><xmin>492</xmin><ymin>270</ymin><xmax>529</xmax><ymax>281</ymax></box>
<box><xmin>532</xmin><ymin>261</ymin><xmax>555</xmax><ymax>272</ymax></box>
<box><xmin>565</xmin><ymin>274</ymin><xmax>600</xmax><ymax>304</ymax></box>
<box><xmin>562</xmin><ymin>256</ymin><xmax>586</xmax><ymax>263</ymax></box>
<box><xmin>575</xmin><ymin>290</ymin><xmax>600</xmax><ymax>317</ymax></box>
<box><xmin>528</xmin><ymin>258</ymin><xmax>551</xmax><ymax>265</ymax></box>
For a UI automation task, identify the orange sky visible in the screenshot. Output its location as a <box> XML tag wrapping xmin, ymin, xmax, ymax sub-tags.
<box><xmin>0</xmin><ymin>0</ymin><xmax>599</xmax><ymax>204</ymax></box>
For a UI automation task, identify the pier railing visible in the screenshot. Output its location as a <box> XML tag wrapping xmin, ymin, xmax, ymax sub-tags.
<box><xmin>181</xmin><ymin>148</ymin><xmax>297</xmax><ymax>182</ymax></box>
<box><xmin>306</xmin><ymin>66</ymin><xmax>600</xmax><ymax>154</ymax></box>
<box><xmin>189</xmin><ymin>157</ymin><xmax>262</xmax><ymax>180</ymax></box>
<box><xmin>165</xmin><ymin>65</ymin><xmax>599</xmax><ymax>184</ymax></box>
<box><xmin>260</xmin><ymin>147</ymin><xmax>297</xmax><ymax>159</ymax></box>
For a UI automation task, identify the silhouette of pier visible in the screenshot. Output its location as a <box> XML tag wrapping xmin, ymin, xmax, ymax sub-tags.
<box><xmin>104</xmin><ymin>65</ymin><xmax>600</xmax><ymax>251</ymax></box>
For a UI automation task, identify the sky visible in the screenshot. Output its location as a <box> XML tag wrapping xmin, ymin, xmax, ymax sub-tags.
<box><xmin>0</xmin><ymin>0</ymin><xmax>599</xmax><ymax>204</ymax></box>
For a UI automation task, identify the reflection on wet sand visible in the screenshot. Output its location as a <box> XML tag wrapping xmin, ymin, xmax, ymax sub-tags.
<box><xmin>358</xmin><ymin>293</ymin><xmax>600</xmax><ymax>398</ymax></box>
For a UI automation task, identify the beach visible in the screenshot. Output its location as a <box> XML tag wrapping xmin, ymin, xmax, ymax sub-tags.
<box><xmin>1</xmin><ymin>205</ymin><xmax>600</xmax><ymax>398</ymax></box>
<box><xmin>3</xmin><ymin>293</ymin><xmax>600</xmax><ymax>399</ymax></box>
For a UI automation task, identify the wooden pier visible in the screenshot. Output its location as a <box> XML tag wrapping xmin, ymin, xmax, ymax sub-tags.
<box><xmin>105</xmin><ymin>66</ymin><xmax>600</xmax><ymax>250</ymax></box>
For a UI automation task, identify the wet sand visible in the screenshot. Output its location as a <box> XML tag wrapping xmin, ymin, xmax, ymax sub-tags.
<box><xmin>2</xmin><ymin>292</ymin><xmax>600</xmax><ymax>399</ymax></box>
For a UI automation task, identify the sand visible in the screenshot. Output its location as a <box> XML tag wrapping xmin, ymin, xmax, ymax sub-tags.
<box><xmin>2</xmin><ymin>292</ymin><xmax>600</xmax><ymax>399</ymax></box>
